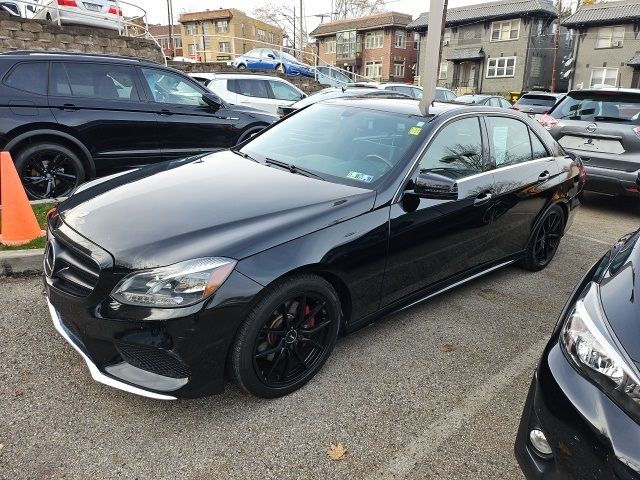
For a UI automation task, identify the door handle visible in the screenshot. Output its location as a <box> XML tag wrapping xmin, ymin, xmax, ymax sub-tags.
<box><xmin>473</xmin><ymin>192</ymin><xmax>492</xmax><ymax>206</ymax></box>
<box><xmin>538</xmin><ymin>171</ymin><xmax>550</xmax><ymax>183</ymax></box>
<box><xmin>158</xmin><ymin>109</ymin><xmax>173</xmax><ymax>116</ymax></box>
<box><xmin>59</xmin><ymin>103</ymin><xmax>78</xmax><ymax>111</ymax></box>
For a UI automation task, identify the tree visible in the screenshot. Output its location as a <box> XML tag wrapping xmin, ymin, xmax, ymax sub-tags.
<box><xmin>333</xmin><ymin>0</ymin><xmax>387</xmax><ymax>20</ymax></box>
<box><xmin>253</xmin><ymin>2</ymin><xmax>305</xmax><ymax>50</ymax></box>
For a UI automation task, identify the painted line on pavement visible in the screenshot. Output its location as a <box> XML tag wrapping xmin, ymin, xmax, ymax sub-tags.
<box><xmin>566</xmin><ymin>232</ymin><xmax>613</xmax><ymax>246</ymax></box>
<box><xmin>369</xmin><ymin>338</ymin><xmax>548</xmax><ymax>480</ymax></box>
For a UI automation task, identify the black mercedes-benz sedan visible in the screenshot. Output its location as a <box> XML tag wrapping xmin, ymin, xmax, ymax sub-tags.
<box><xmin>44</xmin><ymin>98</ymin><xmax>584</xmax><ymax>399</ymax></box>
<box><xmin>515</xmin><ymin>232</ymin><xmax>640</xmax><ymax>479</ymax></box>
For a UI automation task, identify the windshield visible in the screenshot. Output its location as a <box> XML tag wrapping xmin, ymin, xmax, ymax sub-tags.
<box><xmin>551</xmin><ymin>92</ymin><xmax>640</xmax><ymax>124</ymax></box>
<box><xmin>279</xmin><ymin>51</ymin><xmax>300</xmax><ymax>64</ymax></box>
<box><xmin>293</xmin><ymin>89</ymin><xmax>345</xmax><ymax>107</ymax></box>
<box><xmin>517</xmin><ymin>94</ymin><xmax>558</xmax><ymax>107</ymax></box>
<box><xmin>240</xmin><ymin>104</ymin><xmax>427</xmax><ymax>187</ymax></box>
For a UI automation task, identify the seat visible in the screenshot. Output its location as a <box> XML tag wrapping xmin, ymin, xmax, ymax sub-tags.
<box><xmin>95</xmin><ymin>75</ymin><xmax>120</xmax><ymax>100</ymax></box>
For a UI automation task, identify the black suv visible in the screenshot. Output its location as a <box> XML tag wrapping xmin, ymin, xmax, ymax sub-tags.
<box><xmin>0</xmin><ymin>52</ymin><xmax>279</xmax><ymax>199</ymax></box>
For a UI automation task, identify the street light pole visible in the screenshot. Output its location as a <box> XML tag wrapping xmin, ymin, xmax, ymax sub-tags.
<box><xmin>166</xmin><ymin>0</ymin><xmax>174</xmax><ymax>58</ymax></box>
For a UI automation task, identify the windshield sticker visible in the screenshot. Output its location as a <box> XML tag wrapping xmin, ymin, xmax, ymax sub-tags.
<box><xmin>409</xmin><ymin>127</ymin><xmax>422</xmax><ymax>136</ymax></box>
<box><xmin>416</xmin><ymin>121</ymin><xmax>425</xmax><ymax>127</ymax></box>
<box><xmin>347</xmin><ymin>171</ymin><xmax>374</xmax><ymax>183</ymax></box>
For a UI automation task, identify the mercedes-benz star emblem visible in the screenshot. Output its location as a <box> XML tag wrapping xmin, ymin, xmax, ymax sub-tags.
<box><xmin>586</xmin><ymin>123</ymin><xmax>597</xmax><ymax>133</ymax></box>
<box><xmin>43</xmin><ymin>240</ymin><xmax>55</xmax><ymax>277</ymax></box>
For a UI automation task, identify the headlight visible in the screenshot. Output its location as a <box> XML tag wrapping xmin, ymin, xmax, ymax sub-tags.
<box><xmin>112</xmin><ymin>257</ymin><xmax>236</xmax><ymax>308</ymax></box>
<box><xmin>561</xmin><ymin>284</ymin><xmax>640</xmax><ymax>420</ymax></box>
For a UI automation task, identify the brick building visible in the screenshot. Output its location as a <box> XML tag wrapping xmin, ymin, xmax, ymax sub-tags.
<box><xmin>310</xmin><ymin>12</ymin><xmax>418</xmax><ymax>83</ymax></box>
<box><xmin>179</xmin><ymin>8</ymin><xmax>282</xmax><ymax>63</ymax></box>
<box><xmin>148</xmin><ymin>24</ymin><xmax>182</xmax><ymax>58</ymax></box>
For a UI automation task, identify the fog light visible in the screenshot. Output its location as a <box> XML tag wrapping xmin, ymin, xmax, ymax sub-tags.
<box><xmin>529</xmin><ymin>428</ymin><xmax>553</xmax><ymax>456</ymax></box>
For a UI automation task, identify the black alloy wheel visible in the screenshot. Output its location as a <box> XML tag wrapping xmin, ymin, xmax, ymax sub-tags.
<box><xmin>521</xmin><ymin>205</ymin><xmax>564</xmax><ymax>271</ymax></box>
<box><xmin>231</xmin><ymin>274</ymin><xmax>341</xmax><ymax>398</ymax></box>
<box><xmin>15</xmin><ymin>143</ymin><xmax>84</xmax><ymax>200</ymax></box>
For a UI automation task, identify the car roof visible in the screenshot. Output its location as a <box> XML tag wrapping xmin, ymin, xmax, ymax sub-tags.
<box><xmin>567</xmin><ymin>87</ymin><xmax>640</xmax><ymax>95</ymax></box>
<box><xmin>458</xmin><ymin>94</ymin><xmax>491</xmax><ymax>99</ymax></box>
<box><xmin>0</xmin><ymin>50</ymin><xmax>161</xmax><ymax>65</ymax></box>
<box><xmin>200</xmin><ymin>73</ymin><xmax>295</xmax><ymax>82</ymax></box>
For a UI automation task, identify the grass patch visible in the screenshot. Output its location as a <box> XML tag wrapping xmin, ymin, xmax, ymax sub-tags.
<box><xmin>0</xmin><ymin>202</ymin><xmax>56</xmax><ymax>251</ymax></box>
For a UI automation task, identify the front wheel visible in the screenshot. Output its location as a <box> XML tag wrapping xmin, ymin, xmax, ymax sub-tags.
<box><xmin>230</xmin><ymin>274</ymin><xmax>341</xmax><ymax>398</ymax></box>
<box><xmin>237</xmin><ymin>63</ymin><xmax>246</xmax><ymax>70</ymax></box>
<box><xmin>520</xmin><ymin>204</ymin><xmax>565</xmax><ymax>271</ymax></box>
<box><xmin>276</xmin><ymin>63</ymin><xmax>286</xmax><ymax>74</ymax></box>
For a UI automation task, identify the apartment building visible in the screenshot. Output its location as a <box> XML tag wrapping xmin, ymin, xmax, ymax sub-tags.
<box><xmin>563</xmin><ymin>0</ymin><xmax>640</xmax><ymax>90</ymax></box>
<box><xmin>310</xmin><ymin>12</ymin><xmax>418</xmax><ymax>83</ymax></box>
<box><xmin>179</xmin><ymin>8</ymin><xmax>283</xmax><ymax>62</ymax></box>
<box><xmin>408</xmin><ymin>0</ymin><xmax>564</xmax><ymax>94</ymax></box>
<box><xmin>148</xmin><ymin>24</ymin><xmax>183</xmax><ymax>58</ymax></box>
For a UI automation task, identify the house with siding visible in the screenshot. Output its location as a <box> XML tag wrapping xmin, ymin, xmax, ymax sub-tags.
<box><xmin>310</xmin><ymin>12</ymin><xmax>417</xmax><ymax>83</ymax></box>
<box><xmin>563</xmin><ymin>0</ymin><xmax>640</xmax><ymax>90</ymax></box>
<box><xmin>407</xmin><ymin>0</ymin><xmax>564</xmax><ymax>95</ymax></box>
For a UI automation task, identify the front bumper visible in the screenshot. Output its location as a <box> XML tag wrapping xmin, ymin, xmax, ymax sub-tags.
<box><xmin>515</xmin><ymin>344</ymin><xmax>640</xmax><ymax>479</ymax></box>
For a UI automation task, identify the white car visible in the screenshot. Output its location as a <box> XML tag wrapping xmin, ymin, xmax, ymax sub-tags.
<box><xmin>377</xmin><ymin>83</ymin><xmax>458</xmax><ymax>101</ymax></box>
<box><xmin>31</xmin><ymin>0</ymin><xmax>122</xmax><ymax>30</ymax></box>
<box><xmin>192</xmin><ymin>73</ymin><xmax>306</xmax><ymax>115</ymax></box>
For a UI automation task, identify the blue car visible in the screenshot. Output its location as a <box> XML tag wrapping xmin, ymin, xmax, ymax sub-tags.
<box><xmin>232</xmin><ymin>48</ymin><xmax>315</xmax><ymax>78</ymax></box>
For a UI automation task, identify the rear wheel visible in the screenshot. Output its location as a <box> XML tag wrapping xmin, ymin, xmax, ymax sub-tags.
<box><xmin>520</xmin><ymin>204</ymin><xmax>564</xmax><ymax>271</ymax></box>
<box><xmin>237</xmin><ymin>63</ymin><xmax>246</xmax><ymax>70</ymax></box>
<box><xmin>230</xmin><ymin>274</ymin><xmax>341</xmax><ymax>398</ymax></box>
<box><xmin>276</xmin><ymin>63</ymin><xmax>286</xmax><ymax>74</ymax></box>
<box><xmin>14</xmin><ymin>142</ymin><xmax>85</xmax><ymax>200</ymax></box>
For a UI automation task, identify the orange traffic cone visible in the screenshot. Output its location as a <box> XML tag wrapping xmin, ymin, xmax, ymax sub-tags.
<box><xmin>0</xmin><ymin>151</ymin><xmax>45</xmax><ymax>246</ymax></box>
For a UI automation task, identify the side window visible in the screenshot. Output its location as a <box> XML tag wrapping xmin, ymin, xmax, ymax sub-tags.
<box><xmin>434</xmin><ymin>89</ymin><xmax>445</xmax><ymax>101</ymax></box>
<box><xmin>418</xmin><ymin>117</ymin><xmax>484</xmax><ymax>178</ymax></box>
<box><xmin>268</xmin><ymin>80</ymin><xmax>302</xmax><ymax>101</ymax></box>
<box><xmin>486</xmin><ymin>116</ymin><xmax>533</xmax><ymax>167</ymax></box>
<box><xmin>53</xmin><ymin>63</ymin><xmax>139</xmax><ymax>101</ymax></box>
<box><xmin>235</xmin><ymin>79</ymin><xmax>270</xmax><ymax>98</ymax></box>
<box><xmin>411</xmin><ymin>87</ymin><xmax>423</xmax><ymax>99</ymax></box>
<box><xmin>488</xmin><ymin>97</ymin><xmax>501</xmax><ymax>107</ymax></box>
<box><xmin>141</xmin><ymin>68</ymin><xmax>205</xmax><ymax>106</ymax></box>
<box><xmin>500</xmin><ymin>98</ymin><xmax>512</xmax><ymax>108</ymax></box>
<box><xmin>4</xmin><ymin>62</ymin><xmax>48</xmax><ymax>95</ymax></box>
<box><xmin>530</xmin><ymin>130</ymin><xmax>549</xmax><ymax>159</ymax></box>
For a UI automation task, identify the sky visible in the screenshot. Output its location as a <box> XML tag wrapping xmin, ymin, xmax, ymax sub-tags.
<box><xmin>132</xmin><ymin>0</ymin><xmax>488</xmax><ymax>32</ymax></box>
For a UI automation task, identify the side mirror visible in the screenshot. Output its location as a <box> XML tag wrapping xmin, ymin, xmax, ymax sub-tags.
<box><xmin>412</xmin><ymin>172</ymin><xmax>458</xmax><ymax>200</ymax></box>
<box><xmin>26</xmin><ymin>5</ymin><xmax>36</xmax><ymax>12</ymax></box>
<box><xmin>202</xmin><ymin>92</ymin><xmax>223</xmax><ymax>110</ymax></box>
<box><xmin>267</xmin><ymin>53</ymin><xmax>276</xmax><ymax>59</ymax></box>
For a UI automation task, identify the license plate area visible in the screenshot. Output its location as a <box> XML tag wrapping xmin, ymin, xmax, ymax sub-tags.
<box><xmin>559</xmin><ymin>135</ymin><xmax>625</xmax><ymax>155</ymax></box>
<box><xmin>83</xmin><ymin>3</ymin><xmax>102</xmax><ymax>11</ymax></box>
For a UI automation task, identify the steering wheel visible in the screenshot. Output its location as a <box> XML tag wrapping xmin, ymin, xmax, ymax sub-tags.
<box><xmin>363</xmin><ymin>154</ymin><xmax>394</xmax><ymax>170</ymax></box>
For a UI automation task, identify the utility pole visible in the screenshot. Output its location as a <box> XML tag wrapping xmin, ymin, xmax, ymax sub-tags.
<box><xmin>166</xmin><ymin>0</ymin><xmax>174</xmax><ymax>58</ymax></box>
<box><xmin>551</xmin><ymin>0</ymin><xmax>562</xmax><ymax>92</ymax></box>
<box><xmin>299</xmin><ymin>0</ymin><xmax>304</xmax><ymax>59</ymax></box>
<box><xmin>293</xmin><ymin>6</ymin><xmax>296</xmax><ymax>51</ymax></box>
<box><xmin>419</xmin><ymin>0</ymin><xmax>448</xmax><ymax>115</ymax></box>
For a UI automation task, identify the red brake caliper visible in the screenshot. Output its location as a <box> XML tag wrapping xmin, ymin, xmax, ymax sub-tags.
<box><xmin>305</xmin><ymin>305</ymin><xmax>315</xmax><ymax>328</ymax></box>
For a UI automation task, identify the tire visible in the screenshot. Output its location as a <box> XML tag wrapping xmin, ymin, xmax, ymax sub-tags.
<box><xmin>276</xmin><ymin>63</ymin><xmax>286</xmax><ymax>74</ymax></box>
<box><xmin>14</xmin><ymin>142</ymin><xmax>85</xmax><ymax>200</ymax></box>
<box><xmin>520</xmin><ymin>204</ymin><xmax>565</xmax><ymax>271</ymax></box>
<box><xmin>230</xmin><ymin>273</ymin><xmax>341</xmax><ymax>398</ymax></box>
<box><xmin>237</xmin><ymin>63</ymin><xmax>246</xmax><ymax>70</ymax></box>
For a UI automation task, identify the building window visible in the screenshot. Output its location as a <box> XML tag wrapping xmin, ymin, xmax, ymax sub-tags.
<box><xmin>490</xmin><ymin>19</ymin><xmax>520</xmax><ymax>42</ymax></box>
<box><xmin>590</xmin><ymin>68</ymin><xmax>618</xmax><ymax>87</ymax></box>
<box><xmin>395</xmin><ymin>30</ymin><xmax>406</xmax><ymax>48</ymax></box>
<box><xmin>219</xmin><ymin>42</ymin><xmax>231</xmax><ymax>53</ymax></box>
<box><xmin>413</xmin><ymin>32</ymin><xmax>420</xmax><ymax>49</ymax></box>
<box><xmin>394</xmin><ymin>60</ymin><xmax>405</xmax><ymax>77</ymax></box>
<box><xmin>439</xmin><ymin>62</ymin><xmax>448</xmax><ymax>79</ymax></box>
<box><xmin>487</xmin><ymin>56</ymin><xmax>516</xmax><ymax>77</ymax></box>
<box><xmin>268</xmin><ymin>32</ymin><xmax>275</xmax><ymax>45</ymax></box>
<box><xmin>443</xmin><ymin>28</ymin><xmax>451</xmax><ymax>45</ymax></box>
<box><xmin>203</xmin><ymin>37</ymin><xmax>211</xmax><ymax>50</ymax></box>
<box><xmin>364</xmin><ymin>60</ymin><xmax>383</xmax><ymax>79</ymax></box>
<box><xmin>188</xmin><ymin>43</ymin><xmax>197</xmax><ymax>56</ymax></box>
<box><xmin>202</xmin><ymin>21</ymin><xmax>211</xmax><ymax>35</ymax></box>
<box><xmin>216</xmin><ymin>20</ymin><xmax>229</xmax><ymax>34</ymax></box>
<box><xmin>595</xmin><ymin>26</ymin><xmax>625</xmax><ymax>48</ymax></box>
<box><xmin>257</xmin><ymin>28</ymin><xmax>266</xmax><ymax>42</ymax></box>
<box><xmin>185</xmin><ymin>24</ymin><xmax>197</xmax><ymax>36</ymax></box>
<box><xmin>325</xmin><ymin>39</ymin><xmax>336</xmax><ymax>53</ymax></box>
<box><xmin>174</xmin><ymin>37</ymin><xmax>182</xmax><ymax>48</ymax></box>
<box><xmin>365</xmin><ymin>30</ymin><xmax>383</xmax><ymax>49</ymax></box>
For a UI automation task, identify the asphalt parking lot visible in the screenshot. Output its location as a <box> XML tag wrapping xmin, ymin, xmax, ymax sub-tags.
<box><xmin>1</xmin><ymin>193</ymin><xmax>638</xmax><ymax>480</ymax></box>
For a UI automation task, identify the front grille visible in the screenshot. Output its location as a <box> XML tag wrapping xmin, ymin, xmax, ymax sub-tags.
<box><xmin>47</xmin><ymin>239</ymin><xmax>100</xmax><ymax>297</ymax></box>
<box><xmin>115</xmin><ymin>341</ymin><xmax>191</xmax><ymax>379</ymax></box>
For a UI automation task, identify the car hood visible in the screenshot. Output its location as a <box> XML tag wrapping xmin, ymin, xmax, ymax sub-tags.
<box><xmin>57</xmin><ymin>152</ymin><xmax>375</xmax><ymax>270</ymax></box>
<box><xmin>598</xmin><ymin>231</ymin><xmax>640</xmax><ymax>365</ymax></box>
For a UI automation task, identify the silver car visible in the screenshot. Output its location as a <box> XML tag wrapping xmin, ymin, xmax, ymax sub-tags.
<box><xmin>539</xmin><ymin>88</ymin><xmax>640</xmax><ymax>197</ymax></box>
<box><xmin>32</xmin><ymin>0</ymin><xmax>122</xmax><ymax>30</ymax></box>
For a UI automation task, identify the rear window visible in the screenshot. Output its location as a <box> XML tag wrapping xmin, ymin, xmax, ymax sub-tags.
<box><xmin>516</xmin><ymin>94</ymin><xmax>558</xmax><ymax>107</ymax></box>
<box><xmin>551</xmin><ymin>92</ymin><xmax>640</xmax><ymax>125</ymax></box>
<box><xmin>4</xmin><ymin>62</ymin><xmax>48</xmax><ymax>95</ymax></box>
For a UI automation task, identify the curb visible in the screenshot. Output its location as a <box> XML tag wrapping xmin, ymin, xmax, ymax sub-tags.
<box><xmin>0</xmin><ymin>249</ymin><xmax>44</xmax><ymax>276</ymax></box>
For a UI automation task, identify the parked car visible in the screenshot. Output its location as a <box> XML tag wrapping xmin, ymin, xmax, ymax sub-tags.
<box><xmin>512</xmin><ymin>92</ymin><xmax>565</xmax><ymax>117</ymax></box>
<box><xmin>170</xmin><ymin>56</ymin><xmax>198</xmax><ymax>64</ymax></box>
<box><xmin>32</xmin><ymin>0</ymin><xmax>122</xmax><ymax>30</ymax></box>
<box><xmin>232</xmin><ymin>48</ymin><xmax>315</xmax><ymax>78</ymax></box>
<box><xmin>539</xmin><ymin>88</ymin><xmax>640</xmax><ymax>198</ymax></box>
<box><xmin>277</xmin><ymin>86</ymin><xmax>410</xmax><ymax>116</ymax></box>
<box><xmin>44</xmin><ymin>98</ymin><xmax>584</xmax><ymax>400</ymax></box>
<box><xmin>0</xmin><ymin>1</ymin><xmax>21</xmax><ymax>17</ymax></box>
<box><xmin>515</xmin><ymin>230</ymin><xmax>640</xmax><ymax>479</ymax></box>
<box><xmin>194</xmin><ymin>73</ymin><xmax>306</xmax><ymax>116</ymax></box>
<box><xmin>378</xmin><ymin>84</ymin><xmax>457</xmax><ymax>101</ymax></box>
<box><xmin>0</xmin><ymin>52</ymin><xmax>278</xmax><ymax>199</ymax></box>
<box><xmin>315</xmin><ymin>66</ymin><xmax>352</xmax><ymax>88</ymax></box>
<box><xmin>455</xmin><ymin>94</ymin><xmax>512</xmax><ymax>108</ymax></box>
